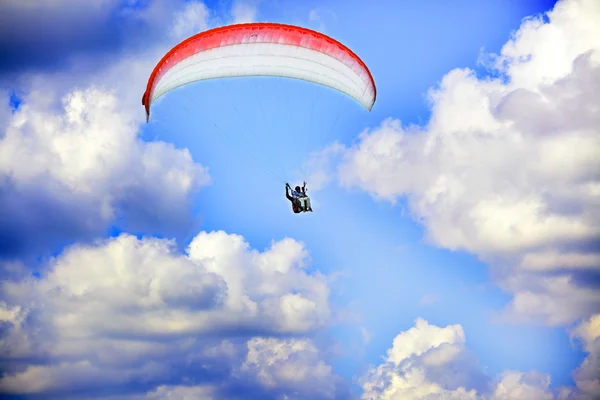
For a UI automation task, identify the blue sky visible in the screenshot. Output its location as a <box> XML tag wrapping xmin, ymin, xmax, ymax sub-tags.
<box><xmin>1</xmin><ymin>0</ymin><xmax>599</xmax><ymax>399</ymax></box>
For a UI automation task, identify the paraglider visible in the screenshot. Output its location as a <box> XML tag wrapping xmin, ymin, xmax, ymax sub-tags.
<box><xmin>142</xmin><ymin>22</ymin><xmax>376</xmax><ymax>213</ymax></box>
<box><xmin>286</xmin><ymin>182</ymin><xmax>312</xmax><ymax>213</ymax></box>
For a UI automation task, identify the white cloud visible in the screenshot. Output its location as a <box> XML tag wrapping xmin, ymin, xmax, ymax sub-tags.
<box><xmin>3</xmin><ymin>88</ymin><xmax>206</xmax><ymax>197</ymax></box>
<box><xmin>0</xmin><ymin>0</ymin><xmax>256</xmax><ymax>259</ymax></box>
<box><xmin>568</xmin><ymin>314</ymin><xmax>600</xmax><ymax>399</ymax></box>
<box><xmin>242</xmin><ymin>337</ymin><xmax>338</xmax><ymax>398</ymax></box>
<box><xmin>171</xmin><ymin>1</ymin><xmax>210</xmax><ymax>39</ymax></box>
<box><xmin>494</xmin><ymin>273</ymin><xmax>600</xmax><ymax>326</ymax></box>
<box><xmin>494</xmin><ymin>0</ymin><xmax>600</xmax><ymax>89</ymax></box>
<box><xmin>0</xmin><ymin>231</ymin><xmax>337</xmax><ymax>397</ymax></box>
<box><xmin>137</xmin><ymin>337</ymin><xmax>344</xmax><ymax>400</ymax></box>
<box><xmin>337</xmin><ymin>0</ymin><xmax>600</xmax><ymax>327</ymax></box>
<box><xmin>0</xmin><ymin>360</ymin><xmax>166</xmax><ymax>395</ymax></box>
<box><xmin>490</xmin><ymin>371</ymin><xmax>554</xmax><ymax>400</ymax></box>
<box><xmin>137</xmin><ymin>336</ymin><xmax>345</xmax><ymax>400</ymax></box>
<box><xmin>385</xmin><ymin>318</ymin><xmax>465</xmax><ymax>365</ymax></box>
<box><xmin>360</xmin><ymin>319</ymin><xmax>564</xmax><ymax>400</ymax></box>
<box><xmin>145</xmin><ymin>384</ymin><xmax>217</xmax><ymax>400</ymax></box>
<box><xmin>0</xmin><ymin>86</ymin><xmax>210</xmax><ymax>257</ymax></box>
<box><xmin>520</xmin><ymin>251</ymin><xmax>600</xmax><ymax>272</ymax></box>
<box><xmin>361</xmin><ymin>319</ymin><xmax>483</xmax><ymax>400</ymax></box>
<box><xmin>232</xmin><ymin>1</ymin><xmax>258</xmax><ymax>24</ymax></box>
<box><xmin>0</xmin><ymin>0</ymin><xmax>267</xmax><ymax>261</ymax></box>
<box><xmin>186</xmin><ymin>231</ymin><xmax>330</xmax><ymax>333</ymax></box>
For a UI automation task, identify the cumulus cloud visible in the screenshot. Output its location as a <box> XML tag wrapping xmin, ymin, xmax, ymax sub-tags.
<box><xmin>360</xmin><ymin>318</ymin><xmax>568</xmax><ymax>400</ymax></box>
<box><xmin>337</xmin><ymin>0</ymin><xmax>600</xmax><ymax>326</ymax></box>
<box><xmin>491</xmin><ymin>371</ymin><xmax>555</xmax><ymax>400</ymax></box>
<box><xmin>240</xmin><ymin>337</ymin><xmax>342</xmax><ymax>399</ymax></box>
<box><xmin>170</xmin><ymin>1</ymin><xmax>210</xmax><ymax>39</ymax></box>
<box><xmin>567</xmin><ymin>314</ymin><xmax>600</xmax><ymax>399</ymax></box>
<box><xmin>138</xmin><ymin>336</ymin><xmax>347</xmax><ymax>400</ymax></box>
<box><xmin>0</xmin><ymin>0</ymin><xmax>267</xmax><ymax>262</ymax></box>
<box><xmin>0</xmin><ymin>86</ymin><xmax>209</xmax><ymax>258</ymax></box>
<box><xmin>145</xmin><ymin>384</ymin><xmax>217</xmax><ymax>400</ymax></box>
<box><xmin>0</xmin><ymin>0</ymin><xmax>259</xmax><ymax>259</ymax></box>
<box><xmin>0</xmin><ymin>231</ymin><xmax>340</xmax><ymax>398</ymax></box>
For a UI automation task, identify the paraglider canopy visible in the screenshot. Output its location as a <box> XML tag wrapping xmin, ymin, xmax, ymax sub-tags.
<box><xmin>142</xmin><ymin>22</ymin><xmax>377</xmax><ymax>122</ymax></box>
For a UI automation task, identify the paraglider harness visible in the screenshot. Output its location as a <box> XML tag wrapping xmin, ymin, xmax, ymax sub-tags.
<box><xmin>292</xmin><ymin>199</ymin><xmax>303</xmax><ymax>213</ymax></box>
<box><xmin>286</xmin><ymin>183</ymin><xmax>308</xmax><ymax>213</ymax></box>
